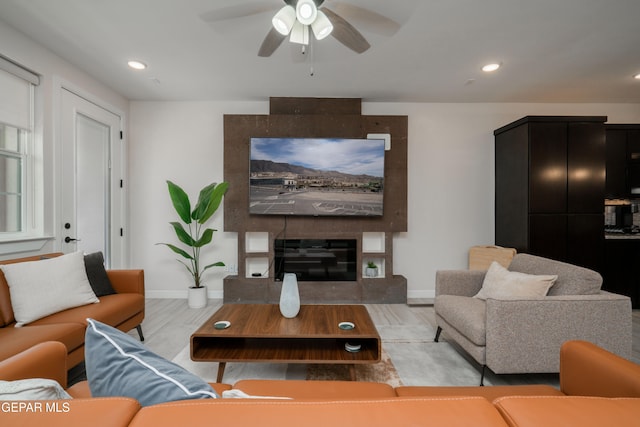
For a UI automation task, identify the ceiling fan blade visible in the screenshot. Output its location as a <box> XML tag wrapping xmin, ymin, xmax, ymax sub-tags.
<box><xmin>258</xmin><ymin>27</ymin><xmax>287</xmax><ymax>57</ymax></box>
<box><xmin>200</xmin><ymin>2</ymin><xmax>279</xmax><ymax>23</ymax></box>
<box><xmin>329</xmin><ymin>2</ymin><xmax>401</xmax><ymax>37</ymax></box>
<box><xmin>320</xmin><ymin>7</ymin><xmax>370</xmax><ymax>54</ymax></box>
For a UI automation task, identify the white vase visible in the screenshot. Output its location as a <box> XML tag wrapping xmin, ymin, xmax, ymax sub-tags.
<box><xmin>279</xmin><ymin>273</ymin><xmax>300</xmax><ymax>318</ymax></box>
<box><xmin>188</xmin><ymin>286</ymin><xmax>207</xmax><ymax>309</ymax></box>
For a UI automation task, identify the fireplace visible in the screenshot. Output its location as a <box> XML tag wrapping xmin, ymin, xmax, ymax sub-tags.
<box><xmin>274</xmin><ymin>239</ymin><xmax>357</xmax><ymax>282</ymax></box>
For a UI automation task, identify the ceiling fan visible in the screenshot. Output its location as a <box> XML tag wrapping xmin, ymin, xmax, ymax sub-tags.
<box><xmin>201</xmin><ymin>1</ymin><xmax>401</xmax><ymax>57</ymax></box>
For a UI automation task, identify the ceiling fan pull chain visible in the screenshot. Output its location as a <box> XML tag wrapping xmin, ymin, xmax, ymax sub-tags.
<box><xmin>309</xmin><ymin>38</ymin><xmax>315</xmax><ymax>76</ymax></box>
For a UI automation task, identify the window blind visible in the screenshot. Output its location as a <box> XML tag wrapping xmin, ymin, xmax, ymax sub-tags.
<box><xmin>0</xmin><ymin>56</ymin><xmax>39</xmax><ymax>130</ymax></box>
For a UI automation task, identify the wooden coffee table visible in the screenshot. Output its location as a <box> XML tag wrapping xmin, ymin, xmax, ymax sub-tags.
<box><xmin>190</xmin><ymin>304</ymin><xmax>381</xmax><ymax>382</ymax></box>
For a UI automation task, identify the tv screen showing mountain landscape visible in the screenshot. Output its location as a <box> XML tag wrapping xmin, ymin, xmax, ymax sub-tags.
<box><xmin>250</xmin><ymin>137</ymin><xmax>385</xmax><ymax>216</ymax></box>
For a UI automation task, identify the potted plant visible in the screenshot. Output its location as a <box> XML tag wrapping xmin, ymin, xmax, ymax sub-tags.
<box><xmin>158</xmin><ymin>180</ymin><xmax>229</xmax><ymax>308</ymax></box>
<box><xmin>365</xmin><ymin>261</ymin><xmax>379</xmax><ymax>278</ymax></box>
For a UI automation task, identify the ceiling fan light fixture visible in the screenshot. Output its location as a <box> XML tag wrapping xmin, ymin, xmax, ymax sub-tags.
<box><xmin>296</xmin><ymin>0</ymin><xmax>317</xmax><ymax>25</ymax></box>
<box><xmin>289</xmin><ymin>20</ymin><xmax>310</xmax><ymax>45</ymax></box>
<box><xmin>272</xmin><ymin>5</ymin><xmax>296</xmax><ymax>35</ymax></box>
<box><xmin>311</xmin><ymin>10</ymin><xmax>333</xmax><ymax>40</ymax></box>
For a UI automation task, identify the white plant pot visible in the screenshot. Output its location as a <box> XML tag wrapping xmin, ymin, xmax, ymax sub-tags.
<box><xmin>188</xmin><ymin>286</ymin><xmax>208</xmax><ymax>309</ymax></box>
<box><xmin>365</xmin><ymin>267</ymin><xmax>379</xmax><ymax>278</ymax></box>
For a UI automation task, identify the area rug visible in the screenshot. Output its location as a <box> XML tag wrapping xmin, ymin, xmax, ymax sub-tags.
<box><xmin>306</xmin><ymin>350</ymin><xmax>403</xmax><ymax>387</ymax></box>
<box><xmin>171</xmin><ymin>345</ymin><xmax>402</xmax><ymax>387</ymax></box>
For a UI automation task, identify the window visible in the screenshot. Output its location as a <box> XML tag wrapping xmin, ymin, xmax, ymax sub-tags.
<box><xmin>0</xmin><ymin>55</ymin><xmax>40</xmax><ymax>239</ymax></box>
<box><xmin>0</xmin><ymin>124</ymin><xmax>25</xmax><ymax>232</ymax></box>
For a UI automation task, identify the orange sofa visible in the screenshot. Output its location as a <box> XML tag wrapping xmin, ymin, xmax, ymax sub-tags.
<box><xmin>0</xmin><ymin>253</ymin><xmax>145</xmax><ymax>369</ymax></box>
<box><xmin>1</xmin><ymin>340</ymin><xmax>639</xmax><ymax>426</ymax></box>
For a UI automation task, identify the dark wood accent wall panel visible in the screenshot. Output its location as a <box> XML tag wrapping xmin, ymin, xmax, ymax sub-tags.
<box><xmin>222</xmin><ymin>98</ymin><xmax>408</xmax><ymax>304</ymax></box>
<box><xmin>269</xmin><ymin>97</ymin><xmax>362</xmax><ymax>115</ymax></box>
<box><xmin>223</xmin><ymin>104</ymin><xmax>408</xmax><ymax>234</ymax></box>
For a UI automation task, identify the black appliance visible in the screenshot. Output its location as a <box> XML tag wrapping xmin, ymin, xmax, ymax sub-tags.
<box><xmin>604</xmin><ymin>204</ymin><xmax>635</xmax><ymax>233</ymax></box>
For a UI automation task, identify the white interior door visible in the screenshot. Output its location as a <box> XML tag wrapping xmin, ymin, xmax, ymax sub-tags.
<box><xmin>61</xmin><ymin>89</ymin><xmax>123</xmax><ymax>267</ymax></box>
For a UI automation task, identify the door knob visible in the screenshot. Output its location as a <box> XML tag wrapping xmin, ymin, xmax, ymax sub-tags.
<box><xmin>64</xmin><ymin>236</ymin><xmax>81</xmax><ymax>243</ymax></box>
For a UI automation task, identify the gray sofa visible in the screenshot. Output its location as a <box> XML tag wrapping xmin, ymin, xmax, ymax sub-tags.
<box><xmin>434</xmin><ymin>253</ymin><xmax>632</xmax><ymax>384</ymax></box>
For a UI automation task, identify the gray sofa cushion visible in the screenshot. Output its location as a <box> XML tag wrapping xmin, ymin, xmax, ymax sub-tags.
<box><xmin>508</xmin><ymin>254</ymin><xmax>602</xmax><ymax>296</ymax></box>
<box><xmin>434</xmin><ymin>295</ymin><xmax>486</xmax><ymax>346</ymax></box>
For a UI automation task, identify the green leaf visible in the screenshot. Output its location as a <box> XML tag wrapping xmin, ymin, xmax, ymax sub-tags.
<box><xmin>177</xmin><ymin>259</ymin><xmax>195</xmax><ymax>276</ymax></box>
<box><xmin>170</xmin><ymin>222</ymin><xmax>195</xmax><ymax>246</ymax></box>
<box><xmin>193</xmin><ymin>228</ymin><xmax>216</xmax><ymax>247</ymax></box>
<box><xmin>198</xmin><ymin>182</ymin><xmax>228</xmax><ymax>224</ymax></box>
<box><xmin>192</xmin><ymin>182</ymin><xmax>217</xmax><ymax>221</ymax></box>
<box><xmin>167</xmin><ymin>181</ymin><xmax>191</xmax><ymax>224</ymax></box>
<box><xmin>157</xmin><ymin>243</ymin><xmax>193</xmax><ymax>260</ymax></box>
<box><xmin>202</xmin><ymin>261</ymin><xmax>225</xmax><ymax>272</ymax></box>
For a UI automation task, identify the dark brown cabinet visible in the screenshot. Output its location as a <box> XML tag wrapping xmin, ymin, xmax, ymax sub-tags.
<box><xmin>495</xmin><ymin>116</ymin><xmax>607</xmax><ymax>272</ymax></box>
<box><xmin>603</xmin><ymin>239</ymin><xmax>640</xmax><ymax>308</ymax></box>
<box><xmin>629</xmin><ymin>133</ymin><xmax>640</xmax><ymax>195</ymax></box>
<box><xmin>605</xmin><ymin>128</ymin><xmax>628</xmax><ymax>197</ymax></box>
<box><xmin>605</xmin><ymin>125</ymin><xmax>640</xmax><ymax>197</ymax></box>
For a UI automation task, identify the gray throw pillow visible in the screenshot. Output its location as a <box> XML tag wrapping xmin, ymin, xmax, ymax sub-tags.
<box><xmin>85</xmin><ymin>318</ymin><xmax>219</xmax><ymax>406</ymax></box>
<box><xmin>83</xmin><ymin>252</ymin><xmax>116</xmax><ymax>297</ymax></box>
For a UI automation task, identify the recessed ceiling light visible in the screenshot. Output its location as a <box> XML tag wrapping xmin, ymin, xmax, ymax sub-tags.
<box><xmin>127</xmin><ymin>60</ymin><xmax>147</xmax><ymax>70</ymax></box>
<box><xmin>634</xmin><ymin>73</ymin><xmax>640</xmax><ymax>80</ymax></box>
<box><xmin>482</xmin><ymin>63</ymin><xmax>501</xmax><ymax>72</ymax></box>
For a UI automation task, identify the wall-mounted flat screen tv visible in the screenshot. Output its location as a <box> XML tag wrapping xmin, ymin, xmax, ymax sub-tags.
<box><xmin>250</xmin><ymin>137</ymin><xmax>385</xmax><ymax>216</ymax></box>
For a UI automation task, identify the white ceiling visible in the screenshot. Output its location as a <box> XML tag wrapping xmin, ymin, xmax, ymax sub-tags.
<box><xmin>1</xmin><ymin>0</ymin><xmax>639</xmax><ymax>103</ymax></box>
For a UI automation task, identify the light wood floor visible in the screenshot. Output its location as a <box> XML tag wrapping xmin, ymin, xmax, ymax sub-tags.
<box><xmin>126</xmin><ymin>299</ymin><xmax>640</xmax><ymax>387</ymax></box>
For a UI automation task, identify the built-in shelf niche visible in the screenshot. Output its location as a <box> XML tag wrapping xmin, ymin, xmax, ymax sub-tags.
<box><xmin>362</xmin><ymin>232</ymin><xmax>385</xmax><ymax>253</ymax></box>
<box><xmin>362</xmin><ymin>257</ymin><xmax>385</xmax><ymax>279</ymax></box>
<box><xmin>362</xmin><ymin>232</ymin><xmax>386</xmax><ymax>278</ymax></box>
<box><xmin>245</xmin><ymin>232</ymin><xmax>269</xmax><ymax>253</ymax></box>
<box><xmin>246</xmin><ymin>257</ymin><xmax>269</xmax><ymax>279</ymax></box>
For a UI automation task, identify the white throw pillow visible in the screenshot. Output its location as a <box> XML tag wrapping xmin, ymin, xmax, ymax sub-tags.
<box><xmin>474</xmin><ymin>261</ymin><xmax>557</xmax><ymax>300</ymax></box>
<box><xmin>0</xmin><ymin>378</ymin><xmax>72</xmax><ymax>400</ymax></box>
<box><xmin>1</xmin><ymin>252</ymin><xmax>99</xmax><ymax>326</ymax></box>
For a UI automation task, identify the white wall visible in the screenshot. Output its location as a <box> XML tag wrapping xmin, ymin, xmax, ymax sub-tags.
<box><xmin>130</xmin><ymin>100</ymin><xmax>640</xmax><ymax>299</ymax></box>
<box><xmin>0</xmin><ymin>21</ymin><xmax>129</xmax><ymax>257</ymax></box>
<box><xmin>129</xmin><ymin>101</ymin><xmax>267</xmax><ymax>298</ymax></box>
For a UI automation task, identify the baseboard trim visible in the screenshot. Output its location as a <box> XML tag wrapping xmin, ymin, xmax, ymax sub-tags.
<box><xmin>146</xmin><ymin>289</ymin><xmax>432</xmax><ymax>301</ymax></box>
<box><xmin>145</xmin><ymin>290</ymin><xmax>224</xmax><ymax>299</ymax></box>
